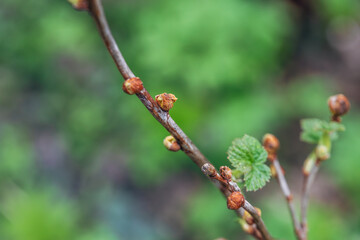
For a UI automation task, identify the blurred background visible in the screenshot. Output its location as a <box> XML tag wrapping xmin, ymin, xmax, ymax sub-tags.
<box><xmin>0</xmin><ymin>0</ymin><xmax>359</xmax><ymax>239</ymax></box>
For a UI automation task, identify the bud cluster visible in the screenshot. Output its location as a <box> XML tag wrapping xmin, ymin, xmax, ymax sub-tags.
<box><xmin>239</xmin><ymin>210</ymin><xmax>263</xmax><ymax>239</ymax></box>
<box><xmin>201</xmin><ymin>163</ymin><xmax>245</xmax><ymax>210</ymax></box>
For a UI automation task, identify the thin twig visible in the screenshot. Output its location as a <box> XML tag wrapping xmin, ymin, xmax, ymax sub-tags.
<box><xmin>300</xmin><ymin>160</ymin><xmax>320</xmax><ymax>235</ymax></box>
<box><xmin>85</xmin><ymin>0</ymin><xmax>273</xmax><ymax>239</ymax></box>
<box><xmin>273</xmin><ymin>159</ymin><xmax>304</xmax><ymax>240</ymax></box>
<box><xmin>89</xmin><ymin>0</ymin><xmax>134</xmax><ymax>79</ymax></box>
<box><xmin>243</xmin><ymin>201</ymin><xmax>273</xmax><ymax>240</ymax></box>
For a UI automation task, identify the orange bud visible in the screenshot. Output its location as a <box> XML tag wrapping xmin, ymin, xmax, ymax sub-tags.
<box><xmin>219</xmin><ymin>166</ymin><xmax>232</xmax><ymax>181</ymax></box>
<box><xmin>262</xmin><ymin>133</ymin><xmax>280</xmax><ymax>155</ymax></box>
<box><xmin>155</xmin><ymin>93</ymin><xmax>177</xmax><ymax>111</ymax></box>
<box><xmin>328</xmin><ymin>94</ymin><xmax>350</xmax><ymax>122</ymax></box>
<box><xmin>122</xmin><ymin>77</ymin><xmax>144</xmax><ymax>95</ymax></box>
<box><xmin>227</xmin><ymin>192</ymin><xmax>245</xmax><ymax>210</ymax></box>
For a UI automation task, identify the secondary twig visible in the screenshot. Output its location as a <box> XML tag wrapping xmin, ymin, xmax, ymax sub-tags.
<box><xmin>300</xmin><ymin>160</ymin><xmax>320</xmax><ymax>235</ymax></box>
<box><xmin>300</xmin><ymin>94</ymin><xmax>350</xmax><ymax>237</ymax></box>
<box><xmin>273</xmin><ymin>159</ymin><xmax>304</xmax><ymax>240</ymax></box>
<box><xmin>262</xmin><ymin>134</ymin><xmax>304</xmax><ymax>239</ymax></box>
<box><xmin>82</xmin><ymin>0</ymin><xmax>273</xmax><ymax>239</ymax></box>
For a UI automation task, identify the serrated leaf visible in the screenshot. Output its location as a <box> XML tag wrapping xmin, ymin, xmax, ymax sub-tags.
<box><xmin>227</xmin><ymin>135</ymin><xmax>270</xmax><ymax>191</ymax></box>
<box><xmin>300</xmin><ymin>118</ymin><xmax>345</xmax><ymax>144</ymax></box>
<box><xmin>244</xmin><ymin>164</ymin><xmax>271</xmax><ymax>191</ymax></box>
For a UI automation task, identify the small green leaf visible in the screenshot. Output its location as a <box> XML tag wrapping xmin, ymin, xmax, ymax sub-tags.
<box><xmin>227</xmin><ymin>135</ymin><xmax>270</xmax><ymax>191</ymax></box>
<box><xmin>327</xmin><ymin>122</ymin><xmax>346</xmax><ymax>132</ymax></box>
<box><xmin>300</xmin><ymin>118</ymin><xmax>345</xmax><ymax>144</ymax></box>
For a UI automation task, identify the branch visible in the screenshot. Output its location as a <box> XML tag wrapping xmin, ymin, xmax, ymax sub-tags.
<box><xmin>80</xmin><ymin>0</ymin><xmax>274</xmax><ymax>239</ymax></box>
<box><xmin>272</xmin><ymin>159</ymin><xmax>304</xmax><ymax>240</ymax></box>
<box><xmin>243</xmin><ymin>201</ymin><xmax>272</xmax><ymax>240</ymax></box>
<box><xmin>300</xmin><ymin>160</ymin><xmax>320</xmax><ymax>235</ymax></box>
<box><xmin>203</xmin><ymin>164</ymin><xmax>271</xmax><ymax>240</ymax></box>
<box><xmin>89</xmin><ymin>0</ymin><xmax>134</xmax><ymax>80</ymax></box>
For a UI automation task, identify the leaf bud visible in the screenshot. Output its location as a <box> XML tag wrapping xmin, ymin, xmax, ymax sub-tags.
<box><xmin>122</xmin><ymin>77</ymin><xmax>144</xmax><ymax>95</ymax></box>
<box><xmin>316</xmin><ymin>144</ymin><xmax>330</xmax><ymax>161</ymax></box>
<box><xmin>155</xmin><ymin>93</ymin><xmax>177</xmax><ymax>111</ymax></box>
<box><xmin>262</xmin><ymin>133</ymin><xmax>280</xmax><ymax>155</ymax></box>
<box><xmin>241</xmin><ymin>222</ymin><xmax>255</xmax><ymax>235</ymax></box>
<box><xmin>243</xmin><ymin>207</ymin><xmax>261</xmax><ymax>225</ymax></box>
<box><xmin>227</xmin><ymin>191</ymin><xmax>245</xmax><ymax>210</ymax></box>
<box><xmin>201</xmin><ymin>163</ymin><xmax>217</xmax><ymax>178</ymax></box>
<box><xmin>243</xmin><ymin>210</ymin><xmax>253</xmax><ymax>225</ymax></box>
<box><xmin>328</xmin><ymin>94</ymin><xmax>350</xmax><ymax>122</ymax></box>
<box><xmin>219</xmin><ymin>166</ymin><xmax>232</xmax><ymax>181</ymax></box>
<box><xmin>68</xmin><ymin>0</ymin><xmax>89</xmax><ymax>11</ymax></box>
<box><xmin>303</xmin><ymin>153</ymin><xmax>316</xmax><ymax>176</ymax></box>
<box><xmin>163</xmin><ymin>135</ymin><xmax>181</xmax><ymax>152</ymax></box>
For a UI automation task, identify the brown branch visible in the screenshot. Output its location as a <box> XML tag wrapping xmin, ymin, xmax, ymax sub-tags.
<box><xmin>272</xmin><ymin>159</ymin><xmax>304</xmax><ymax>240</ymax></box>
<box><xmin>83</xmin><ymin>0</ymin><xmax>273</xmax><ymax>239</ymax></box>
<box><xmin>300</xmin><ymin>160</ymin><xmax>320</xmax><ymax>236</ymax></box>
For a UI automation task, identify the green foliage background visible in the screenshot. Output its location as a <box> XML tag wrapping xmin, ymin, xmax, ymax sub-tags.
<box><xmin>0</xmin><ymin>0</ymin><xmax>359</xmax><ymax>239</ymax></box>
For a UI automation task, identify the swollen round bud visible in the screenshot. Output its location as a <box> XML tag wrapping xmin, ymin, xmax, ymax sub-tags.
<box><xmin>262</xmin><ymin>134</ymin><xmax>280</xmax><ymax>155</ymax></box>
<box><xmin>163</xmin><ymin>135</ymin><xmax>181</xmax><ymax>152</ymax></box>
<box><xmin>201</xmin><ymin>163</ymin><xmax>217</xmax><ymax>178</ymax></box>
<box><xmin>122</xmin><ymin>77</ymin><xmax>144</xmax><ymax>95</ymax></box>
<box><xmin>155</xmin><ymin>93</ymin><xmax>178</xmax><ymax>111</ymax></box>
<box><xmin>227</xmin><ymin>192</ymin><xmax>245</xmax><ymax>210</ymax></box>
<box><xmin>316</xmin><ymin>144</ymin><xmax>330</xmax><ymax>161</ymax></box>
<box><xmin>68</xmin><ymin>0</ymin><xmax>89</xmax><ymax>11</ymax></box>
<box><xmin>328</xmin><ymin>94</ymin><xmax>350</xmax><ymax>122</ymax></box>
<box><xmin>219</xmin><ymin>166</ymin><xmax>232</xmax><ymax>181</ymax></box>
